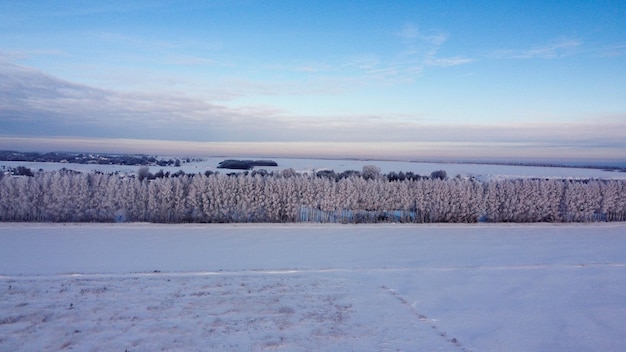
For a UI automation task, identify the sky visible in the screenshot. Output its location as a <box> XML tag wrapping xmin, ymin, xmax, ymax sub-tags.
<box><xmin>1</xmin><ymin>0</ymin><xmax>625</xmax><ymax>162</ymax></box>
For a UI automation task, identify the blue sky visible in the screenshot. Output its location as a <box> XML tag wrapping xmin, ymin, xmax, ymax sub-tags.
<box><xmin>1</xmin><ymin>0</ymin><xmax>625</xmax><ymax>161</ymax></box>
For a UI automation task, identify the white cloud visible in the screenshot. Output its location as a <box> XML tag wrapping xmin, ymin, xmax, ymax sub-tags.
<box><xmin>0</xmin><ymin>49</ymin><xmax>66</xmax><ymax>61</ymax></box>
<box><xmin>4</xmin><ymin>61</ymin><xmax>623</xmax><ymax>149</ymax></box>
<box><xmin>396</xmin><ymin>23</ymin><xmax>420</xmax><ymax>40</ymax></box>
<box><xmin>387</xmin><ymin>23</ymin><xmax>473</xmax><ymax>77</ymax></box>
<box><xmin>427</xmin><ymin>56</ymin><xmax>475</xmax><ymax>67</ymax></box>
<box><xmin>491</xmin><ymin>39</ymin><xmax>582</xmax><ymax>59</ymax></box>
<box><xmin>0</xmin><ymin>62</ymin><xmax>266</xmax><ymax>140</ymax></box>
<box><xmin>596</xmin><ymin>42</ymin><xmax>626</xmax><ymax>57</ymax></box>
<box><xmin>396</xmin><ymin>23</ymin><xmax>448</xmax><ymax>46</ymax></box>
<box><xmin>271</xmin><ymin>25</ymin><xmax>460</xmax><ymax>89</ymax></box>
<box><xmin>164</xmin><ymin>55</ymin><xmax>216</xmax><ymax>66</ymax></box>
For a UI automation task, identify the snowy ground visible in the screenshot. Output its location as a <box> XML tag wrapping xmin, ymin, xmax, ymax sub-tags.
<box><xmin>3</xmin><ymin>157</ymin><xmax>626</xmax><ymax>181</ymax></box>
<box><xmin>1</xmin><ymin>223</ymin><xmax>625</xmax><ymax>351</ymax></box>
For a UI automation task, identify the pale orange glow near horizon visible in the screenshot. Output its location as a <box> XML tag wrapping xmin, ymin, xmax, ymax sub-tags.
<box><xmin>1</xmin><ymin>137</ymin><xmax>623</xmax><ymax>165</ymax></box>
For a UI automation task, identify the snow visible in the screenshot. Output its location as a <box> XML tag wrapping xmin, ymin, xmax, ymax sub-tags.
<box><xmin>1</xmin><ymin>223</ymin><xmax>625</xmax><ymax>351</ymax></box>
<box><xmin>3</xmin><ymin>157</ymin><xmax>626</xmax><ymax>180</ymax></box>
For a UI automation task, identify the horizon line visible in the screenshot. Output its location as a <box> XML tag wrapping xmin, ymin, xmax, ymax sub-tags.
<box><xmin>1</xmin><ymin>136</ymin><xmax>624</xmax><ymax>165</ymax></box>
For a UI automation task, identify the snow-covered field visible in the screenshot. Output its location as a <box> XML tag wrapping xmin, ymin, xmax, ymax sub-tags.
<box><xmin>1</xmin><ymin>223</ymin><xmax>625</xmax><ymax>351</ymax></box>
<box><xmin>3</xmin><ymin>157</ymin><xmax>626</xmax><ymax>181</ymax></box>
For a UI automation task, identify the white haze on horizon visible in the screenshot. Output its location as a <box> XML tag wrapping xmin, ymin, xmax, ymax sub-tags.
<box><xmin>1</xmin><ymin>136</ymin><xmax>624</xmax><ymax>167</ymax></box>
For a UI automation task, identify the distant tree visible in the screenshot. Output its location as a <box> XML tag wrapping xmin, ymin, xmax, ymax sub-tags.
<box><xmin>252</xmin><ymin>169</ymin><xmax>268</xmax><ymax>177</ymax></box>
<box><xmin>404</xmin><ymin>171</ymin><xmax>420</xmax><ymax>181</ymax></box>
<box><xmin>362</xmin><ymin>165</ymin><xmax>382</xmax><ymax>180</ymax></box>
<box><xmin>137</xmin><ymin>166</ymin><xmax>151</xmax><ymax>182</ymax></box>
<box><xmin>15</xmin><ymin>166</ymin><xmax>35</xmax><ymax>177</ymax></box>
<box><xmin>430</xmin><ymin>170</ymin><xmax>447</xmax><ymax>180</ymax></box>
<box><xmin>338</xmin><ymin>170</ymin><xmax>360</xmax><ymax>180</ymax></box>
<box><xmin>280</xmin><ymin>168</ymin><xmax>298</xmax><ymax>178</ymax></box>
<box><xmin>316</xmin><ymin>169</ymin><xmax>337</xmax><ymax>180</ymax></box>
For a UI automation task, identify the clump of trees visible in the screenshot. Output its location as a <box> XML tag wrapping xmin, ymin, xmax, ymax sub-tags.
<box><xmin>1</xmin><ymin>167</ymin><xmax>625</xmax><ymax>223</ymax></box>
<box><xmin>1</xmin><ymin>166</ymin><xmax>36</xmax><ymax>177</ymax></box>
<box><xmin>217</xmin><ymin>159</ymin><xmax>278</xmax><ymax>170</ymax></box>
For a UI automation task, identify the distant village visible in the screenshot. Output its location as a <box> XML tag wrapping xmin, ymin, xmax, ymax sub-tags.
<box><xmin>0</xmin><ymin>150</ymin><xmax>196</xmax><ymax>167</ymax></box>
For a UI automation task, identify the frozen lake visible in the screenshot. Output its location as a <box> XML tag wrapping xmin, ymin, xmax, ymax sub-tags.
<box><xmin>3</xmin><ymin>157</ymin><xmax>626</xmax><ymax>181</ymax></box>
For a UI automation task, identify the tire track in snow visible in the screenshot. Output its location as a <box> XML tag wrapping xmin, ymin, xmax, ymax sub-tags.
<box><xmin>381</xmin><ymin>285</ymin><xmax>472</xmax><ymax>352</ymax></box>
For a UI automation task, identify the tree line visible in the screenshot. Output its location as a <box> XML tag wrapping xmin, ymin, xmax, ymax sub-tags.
<box><xmin>0</xmin><ymin>150</ymin><xmax>199</xmax><ymax>167</ymax></box>
<box><xmin>1</xmin><ymin>168</ymin><xmax>625</xmax><ymax>223</ymax></box>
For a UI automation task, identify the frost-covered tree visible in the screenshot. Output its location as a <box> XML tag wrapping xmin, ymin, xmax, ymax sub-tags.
<box><xmin>430</xmin><ymin>170</ymin><xmax>447</xmax><ymax>180</ymax></box>
<box><xmin>362</xmin><ymin>165</ymin><xmax>382</xmax><ymax>181</ymax></box>
<box><xmin>1</xmin><ymin>168</ymin><xmax>625</xmax><ymax>224</ymax></box>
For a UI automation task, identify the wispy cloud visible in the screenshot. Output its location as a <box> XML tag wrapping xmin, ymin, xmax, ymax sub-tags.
<box><xmin>5</xmin><ymin>59</ymin><xmax>624</xmax><ymax>143</ymax></box>
<box><xmin>595</xmin><ymin>42</ymin><xmax>626</xmax><ymax>57</ymax></box>
<box><xmin>253</xmin><ymin>23</ymin><xmax>474</xmax><ymax>92</ymax></box>
<box><xmin>395</xmin><ymin>23</ymin><xmax>448</xmax><ymax>46</ymax></box>
<box><xmin>0</xmin><ymin>61</ymin><xmax>268</xmax><ymax>141</ymax></box>
<box><xmin>389</xmin><ymin>23</ymin><xmax>474</xmax><ymax>74</ymax></box>
<box><xmin>96</xmin><ymin>32</ymin><xmax>222</xmax><ymax>53</ymax></box>
<box><xmin>1</xmin><ymin>22</ymin><xmax>474</xmax><ymax>105</ymax></box>
<box><xmin>164</xmin><ymin>55</ymin><xmax>216</xmax><ymax>66</ymax></box>
<box><xmin>43</xmin><ymin>2</ymin><xmax>162</xmax><ymax>18</ymax></box>
<box><xmin>1</xmin><ymin>60</ymin><xmax>624</xmax><ymax>161</ymax></box>
<box><xmin>491</xmin><ymin>39</ymin><xmax>582</xmax><ymax>59</ymax></box>
<box><xmin>0</xmin><ymin>49</ymin><xmax>66</xmax><ymax>61</ymax></box>
<box><xmin>426</xmin><ymin>57</ymin><xmax>475</xmax><ymax>67</ymax></box>
<box><xmin>261</xmin><ymin>61</ymin><xmax>335</xmax><ymax>74</ymax></box>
